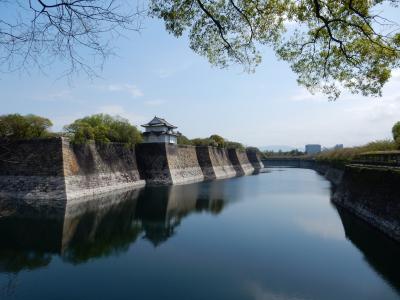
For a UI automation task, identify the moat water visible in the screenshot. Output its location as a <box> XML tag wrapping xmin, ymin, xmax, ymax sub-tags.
<box><xmin>0</xmin><ymin>168</ymin><xmax>399</xmax><ymax>300</ymax></box>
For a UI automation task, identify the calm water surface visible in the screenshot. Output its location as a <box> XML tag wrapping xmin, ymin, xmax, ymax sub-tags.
<box><xmin>0</xmin><ymin>168</ymin><xmax>399</xmax><ymax>300</ymax></box>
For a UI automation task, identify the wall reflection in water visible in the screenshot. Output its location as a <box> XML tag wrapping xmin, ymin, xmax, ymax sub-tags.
<box><xmin>335</xmin><ymin>206</ymin><xmax>400</xmax><ymax>294</ymax></box>
<box><xmin>0</xmin><ymin>181</ymin><xmax>232</xmax><ymax>273</ymax></box>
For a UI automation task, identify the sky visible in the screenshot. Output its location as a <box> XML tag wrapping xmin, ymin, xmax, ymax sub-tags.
<box><xmin>1</xmin><ymin>6</ymin><xmax>400</xmax><ymax>150</ymax></box>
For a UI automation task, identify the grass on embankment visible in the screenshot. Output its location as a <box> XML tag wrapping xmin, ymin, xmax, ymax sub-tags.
<box><xmin>316</xmin><ymin>140</ymin><xmax>399</xmax><ymax>168</ymax></box>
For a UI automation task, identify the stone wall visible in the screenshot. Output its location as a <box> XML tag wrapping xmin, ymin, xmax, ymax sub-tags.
<box><xmin>196</xmin><ymin>146</ymin><xmax>236</xmax><ymax>180</ymax></box>
<box><xmin>166</xmin><ymin>144</ymin><xmax>204</xmax><ymax>184</ymax></box>
<box><xmin>195</xmin><ymin>146</ymin><xmax>214</xmax><ymax>180</ymax></box>
<box><xmin>1</xmin><ymin>140</ymin><xmax>262</xmax><ymax>201</ymax></box>
<box><xmin>315</xmin><ymin>162</ymin><xmax>400</xmax><ymax>242</ymax></box>
<box><xmin>228</xmin><ymin>149</ymin><xmax>254</xmax><ymax>176</ymax></box>
<box><xmin>0</xmin><ymin>138</ymin><xmax>145</xmax><ymax>204</ymax></box>
<box><xmin>247</xmin><ymin>149</ymin><xmax>265</xmax><ymax>172</ymax></box>
<box><xmin>62</xmin><ymin>139</ymin><xmax>145</xmax><ymax>200</ymax></box>
<box><xmin>262</xmin><ymin>158</ymin><xmax>314</xmax><ymax>169</ymax></box>
<box><xmin>136</xmin><ymin>143</ymin><xmax>172</xmax><ymax>185</ymax></box>
<box><xmin>136</xmin><ymin>143</ymin><xmax>204</xmax><ymax>185</ymax></box>
<box><xmin>332</xmin><ymin>165</ymin><xmax>400</xmax><ymax>242</ymax></box>
<box><xmin>0</xmin><ymin>138</ymin><xmax>67</xmax><ymax>203</ymax></box>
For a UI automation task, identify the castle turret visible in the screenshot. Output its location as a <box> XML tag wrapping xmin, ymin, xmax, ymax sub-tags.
<box><xmin>141</xmin><ymin>116</ymin><xmax>178</xmax><ymax>144</ymax></box>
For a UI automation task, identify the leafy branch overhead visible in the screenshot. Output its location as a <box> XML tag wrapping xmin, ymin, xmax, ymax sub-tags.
<box><xmin>150</xmin><ymin>0</ymin><xmax>400</xmax><ymax>99</ymax></box>
<box><xmin>1</xmin><ymin>1</ymin><xmax>400</xmax><ymax>98</ymax></box>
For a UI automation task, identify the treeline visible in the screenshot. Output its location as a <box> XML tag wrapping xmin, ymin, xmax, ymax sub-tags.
<box><xmin>0</xmin><ymin>113</ymin><xmax>256</xmax><ymax>151</ymax></box>
<box><xmin>261</xmin><ymin>149</ymin><xmax>305</xmax><ymax>158</ymax></box>
<box><xmin>177</xmin><ymin>134</ymin><xmax>248</xmax><ymax>150</ymax></box>
<box><xmin>316</xmin><ymin>122</ymin><xmax>400</xmax><ymax>166</ymax></box>
<box><xmin>0</xmin><ymin>113</ymin><xmax>142</xmax><ymax>146</ymax></box>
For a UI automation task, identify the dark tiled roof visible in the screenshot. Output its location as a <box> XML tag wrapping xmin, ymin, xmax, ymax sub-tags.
<box><xmin>143</xmin><ymin>131</ymin><xmax>178</xmax><ymax>136</ymax></box>
<box><xmin>142</xmin><ymin>116</ymin><xmax>177</xmax><ymax>129</ymax></box>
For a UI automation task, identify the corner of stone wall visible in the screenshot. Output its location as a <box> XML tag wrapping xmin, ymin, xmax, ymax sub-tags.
<box><xmin>136</xmin><ymin>143</ymin><xmax>173</xmax><ymax>185</ymax></box>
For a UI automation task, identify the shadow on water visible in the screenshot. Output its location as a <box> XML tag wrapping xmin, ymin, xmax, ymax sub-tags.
<box><xmin>333</xmin><ymin>204</ymin><xmax>400</xmax><ymax>294</ymax></box>
<box><xmin>0</xmin><ymin>180</ymin><xmax>232</xmax><ymax>272</ymax></box>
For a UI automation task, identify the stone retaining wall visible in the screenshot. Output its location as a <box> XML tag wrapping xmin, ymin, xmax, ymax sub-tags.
<box><xmin>228</xmin><ymin>149</ymin><xmax>255</xmax><ymax>176</ymax></box>
<box><xmin>62</xmin><ymin>139</ymin><xmax>145</xmax><ymax>200</ymax></box>
<box><xmin>166</xmin><ymin>144</ymin><xmax>204</xmax><ymax>184</ymax></box>
<box><xmin>332</xmin><ymin>165</ymin><xmax>400</xmax><ymax>242</ymax></box>
<box><xmin>0</xmin><ymin>138</ymin><xmax>145</xmax><ymax>204</ymax></box>
<box><xmin>1</xmin><ymin>140</ymin><xmax>263</xmax><ymax>201</ymax></box>
<box><xmin>196</xmin><ymin>146</ymin><xmax>236</xmax><ymax>180</ymax></box>
<box><xmin>136</xmin><ymin>143</ymin><xmax>204</xmax><ymax>185</ymax></box>
<box><xmin>316</xmin><ymin>162</ymin><xmax>400</xmax><ymax>242</ymax></box>
<box><xmin>246</xmin><ymin>149</ymin><xmax>265</xmax><ymax>172</ymax></box>
<box><xmin>0</xmin><ymin>138</ymin><xmax>67</xmax><ymax>202</ymax></box>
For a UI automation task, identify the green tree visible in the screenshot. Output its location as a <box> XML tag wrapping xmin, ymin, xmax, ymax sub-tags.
<box><xmin>177</xmin><ymin>133</ymin><xmax>192</xmax><ymax>145</ymax></box>
<box><xmin>64</xmin><ymin>114</ymin><xmax>143</xmax><ymax>145</ymax></box>
<box><xmin>393</xmin><ymin>121</ymin><xmax>400</xmax><ymax>148</ymax></box>
<box><xmin>209</xmin><ymin>134</ymin><xmax>225</xmax><ymax>148</ymax></box>
<box><xmin>0</xmin><ymin>114</ymin><xmax>53</xmax><ymax>140</ymax></box>
<box><xmin>225</xmin><ymin>141</ymin><xmax>245</xmax><ymax>151</ymax></box>
<box><xmin>191</xmin><ymin>137</ymin><xmax>216</xmax><ymax>146</ymax></box>
<box><xmin>150</xmin><ymin>0</ymin><xmax>400</xmax><ymax>99</ymax></box>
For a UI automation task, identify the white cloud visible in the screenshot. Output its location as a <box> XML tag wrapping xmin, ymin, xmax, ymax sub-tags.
<box><xmin>105</xmin><ymin>84</ymin><xmax>144</xmax><ymax>98</ymax></box>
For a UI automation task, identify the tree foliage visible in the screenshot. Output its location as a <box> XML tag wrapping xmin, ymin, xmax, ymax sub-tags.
<box><xmin>393</xmin><ymin>121</ymin><xmax>400</xmax><ymax>148</ymax></box>
<box><xmin>316</xmin><ymin>139</ymin><xmax>398</xmax><ymax>166</ymax></box>
<box><xmin>189</xmin><ymin>134</ymin><xmax>245</xmax><ymax>149</ymax></box>
<box><xmin>150</xmin><ymin>0</ymin><xmax>400</xmax><ymax>99</ymax></box>
<box><xmin>64</xmin><ymin>114</ymin><xmax>143</xmax><ymax>145</ymax></box>
<box><xmin>224</xmin><ymin>141</ymin><xmax>245</xmax><ymax>151</ymax></box>
<box><xmin>177</xmin><ymin>133</ymin><xmax>192</xmax><ymax>145</ymax></box>
<box><xmin>0</xmin><ymin>114</ymin><xmax>53</xmax><ymax>139</ymax></box>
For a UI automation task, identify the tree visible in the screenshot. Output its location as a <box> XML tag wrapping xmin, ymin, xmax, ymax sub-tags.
<box><xmin>64</xmin><ymin>114</ymin><xmax>143</xmax><ymax>145</ymax></box>
<box><xmin>150</xmin><ymin>0</ymin><xmax>400</xmax><ymax>99</ymax></box>
<box><xmin>191</xmin><ymin>137</ymin><xmax>216</xmax><ymax>146</ymax></box>
<box><xmin>393</xmin><ymin>121</ymin><xmax>400</xmax><ymax>148</ymax></box>
<box><xmin>209</xmin><ymin>134</ymin><xmax>225</xmax><ymax>147</ymax></box>
<box><xmin>177</xmin><ymin>133</ymin><xmax>192</xmax><ymax>145</ymax></box>
<box><xmin>0</xmin><ymin>0</ymin><xmax>142</xmax><ymax>76</ymax></box>
<box><xmin>225</xmin><ymin>141</ymin><xmax>245</xmax><ymax>151</ymax></box>
<box><xmin>0</xmin><ymin>114</ymin><xmax>53</xmax><ymax>139</ymax></box>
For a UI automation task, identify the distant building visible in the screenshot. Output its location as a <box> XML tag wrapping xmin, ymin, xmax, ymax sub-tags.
<box><xmin>305</xmin><ymin>144</ymin><xmax>322</xmax><ymax>155</ymax></box>
<box><xmin>334</xmin><ymin>144</ymin><xmax>344</xmax><ymax>150</ymax></box>
<box><xmin>142</xmin><ymin>116</ymin><xmax>178</xmax><ymax>144</ymax></box>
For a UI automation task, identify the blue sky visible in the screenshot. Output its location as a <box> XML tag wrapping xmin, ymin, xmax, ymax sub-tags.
<box><xmin>1</xmin><ymin>10</ymin><xmax>400</xmax><ymax>149</ymax></box>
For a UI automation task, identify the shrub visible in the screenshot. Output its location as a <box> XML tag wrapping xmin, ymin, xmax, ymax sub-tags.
<box><xmin>225</xmin><ymin>141</ymin><xmax>245</xmax><ymax>151</ymax></box>
<box><xmin>64</xmin><ymin>114</ymin><xmax>142</xmax><ymax>145</ymax></box>
<box><xmin>209</xmin><ymin>134</ymin><xmax>225</xmax><ymax>148</ymax></box>
<box><xmin>0</xmin><ymin>114</ymin><xmax>53</xmax><ymax>139</ymax></box>
<box><xmin>316</xmin><ymin>139</ymin><xmax>397</xmax><ymax>167</ymax></box>
<box><xmin>177</xmin><ymin>133</ymin><xmax>192</xmax><ymax>145</ymax></box>
<box><xmin>191</xmin><ymin>138</ymin><xmax>216</xmax><ymax>147</ymax></box>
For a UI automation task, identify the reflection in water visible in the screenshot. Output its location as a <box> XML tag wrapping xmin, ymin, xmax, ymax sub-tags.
<box><xmin>0</xmin><ymin>181</ymin><xmax>232</xmax><ymax>271</ymax></box>
<box><xmin>335</xmin><ymin>206</ymin><xmax>400</xmax><ymax>294</ymax></box>
<box><xmin>1</xmin><ymin>169</ymin><xmax>400</xmax><ymax>300</ymax></box>
<box><xmin>294</xmin><ymin>216</ymin><xmax>346</xmax><ymax>241</ymax></box>
<box><xmin>245</xmin><ymin>281</ymin><xmax>310</xmax><ymax>300</ymax></box>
